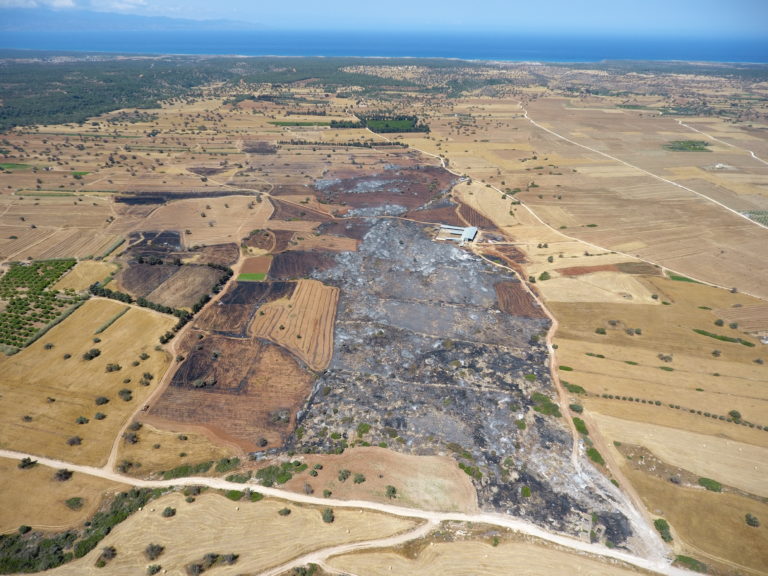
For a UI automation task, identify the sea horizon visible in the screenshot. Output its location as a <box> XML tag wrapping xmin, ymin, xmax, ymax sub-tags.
<box><xmin>2</xmin><ymin>30</ymin><xmax>767</xmax><ymax>64</ymax></box>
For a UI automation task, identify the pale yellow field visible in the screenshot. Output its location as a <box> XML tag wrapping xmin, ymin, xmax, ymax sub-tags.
<box><xmin>330</xmin><ymin>539</ymin><xmax>643</xmax><ymax>576</ymax></box>
<box><xmin>283</xmin><ymin>448</ymin><xmax>478</xmax><ymax>513</ymax></box>
<box><xmin>592</xmin><ymin>413</ymin><xmax>767</xmax><ymax>497</ymax></box>
<box><xmin>0</xmin><ymin>299</ymin><xmax>176</xmax><ymax>466</ymax></box>
<box><xmin>116</xmin><ymin>423</ymin><xmax>238</xmax><ymax>476</ymax></box>
<box><xmin>46</xmin><ymin>492</ymin><xmax>418</xmax><ymax>576</ymax></box>
<box><xmin>141</xmin><ymin>195</ymin><xmax>272</xmax><ymax>247</ymax></box>
<box><xmin>52</xmin><ymin>260</ymin><xmax>117</xmax><ymax>291</ymax></box>
<box><xmin>624</xmin><ymin>468</ymin><xmax>768</xmax><ymax>575</ymax></box>
<box><xmin>0</xmin><ymin>457</ymin><xmax>127</xmax><ymax>533</ymax></box>
<box><xmin>537</xmin><ymin>271</ymin><xmax>657</xmax><ymax>304</ymax></box>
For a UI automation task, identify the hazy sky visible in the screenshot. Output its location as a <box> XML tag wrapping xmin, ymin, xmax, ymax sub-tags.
<box><xmin>3</xmin><ymin>0</ymin><xmax>768</xmax><ymax>36</ymax></box>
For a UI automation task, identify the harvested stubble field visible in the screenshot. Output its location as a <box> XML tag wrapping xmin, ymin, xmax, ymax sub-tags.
<box><xmin>0</xmin><ymin>298</ymin><xmax>175</xmax><ymax>466</ymax></box>
<box><xmin>116</xmin><ymin>423</ymin><xmax>237</xmax><ymax>476</ymax></box>
<box><xmin>592</xmin><ymin>413</ymin><xmax>767</xmax><ymax>497</ymax></box>
<box><xmin>622</xmin><ymin>467</ymin><xmax>768</xmax><ymax>574</ymax></box>
<box><xmin>52</xmin><ymin>260</ymin><xmax>117</xmax><ymax>291</ymax></box>
<box><xmin>329</xmin><ymin>539</ymin><xmax>643</xmax><ymax>576</ymax></box>
<box><xmin>251</xmin><ymin>278</ymin><xmax>339</xmax><ymax>371</ymax></box>
<box><xmin>282</xmin><ymin>447</ymin><xmax>478</xmax><ymax>513</ymax></box>
<box><xmin>0</xmin><ymin>456</ymin><xmax>127</xmax><ymax>533</ymax></box>
<box><xmin>44</xmin><ymin>491</ymin><xmax>418</xmax><ymax>576</ymax></box>
<box><xmin>140</xmin><ymin>195</ymin><xmax>272</xmax><ymax>247</ymax></box>
<box><xmin>150</xmin><ymin>337</ymin><xmax>313</xmax><ymax>451</ymax></box>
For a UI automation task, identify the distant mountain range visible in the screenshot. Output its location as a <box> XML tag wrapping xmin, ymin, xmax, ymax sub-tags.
<box><xmin>0</xmin><ymin>7</ymin><xmax>263</xmax><ymax>33</ymax></box>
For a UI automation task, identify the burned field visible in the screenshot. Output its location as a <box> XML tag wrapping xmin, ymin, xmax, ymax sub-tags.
<box><xmin>149</xmin><ymin>335</ymin><xmax>313</xmax><ymax>451</ymax></box>
<box><xmin>292</xmin><ymin>218</ymin><xmax>631</xmax><ymax>545</ymax></box>
<box><xmin>314</xmin><ymin>165</ymin><xmax>457</xmax><ymax>213</ymax></box>
<box><xmin>195</xmin><ymin>281</ymin><xmax>295</xmax><ymax>337</ymax></box>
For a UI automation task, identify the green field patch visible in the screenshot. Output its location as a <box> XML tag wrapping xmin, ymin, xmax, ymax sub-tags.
<box><xmin>668</xmin><ymin>274</ymin><xmax>701</xmax><ymax>283</ymax></box>
<box><xmin>0</xmin><ymin>163</ymin><xmax>32</xmax><ymax>171</ymax></box>
<box><xmin>663</xmin><ymin>140</ymin><xmax>711</xmax><ymax>152</ymax></box>
<box><xmin>692</xmin><ymin>328</ymin><xmax>755</xmax><ymax>347</ymax></box>
<box><xmin>238</xmin><ymin>272</ymin><xmax>267</xmax><ymax>282</ymax></box>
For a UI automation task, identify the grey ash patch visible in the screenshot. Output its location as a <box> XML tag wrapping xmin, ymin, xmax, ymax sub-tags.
<box><xmin>288</xmin><ymin>218</ymin><xmax>632</xmax><ymax>547</ymax></box>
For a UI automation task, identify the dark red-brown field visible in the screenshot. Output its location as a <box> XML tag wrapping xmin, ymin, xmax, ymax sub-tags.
<box><xmin>495</xmin><ymin>281</ymin><xmax>547</xmax><ymax>318</ymax></box>
<box><xmin>458</xmin><ymin>203</ymin><xmax>497</xmax><ymax>229</ymax></box>
<box><xmin>405</xmin><ymin>205</ymin><xmax>464</xmax><ymax>226</ymax></box>
<box><xmin>269</xmin><ymin>251</ymin><xmax>336</xmax><ymax>280</ymax></box>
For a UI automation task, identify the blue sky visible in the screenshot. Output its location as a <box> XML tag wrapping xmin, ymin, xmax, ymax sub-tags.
<box><xmin>2</xmin><ymin>0</ymin><xmax>767</xmax><ymax>36</ymax></box>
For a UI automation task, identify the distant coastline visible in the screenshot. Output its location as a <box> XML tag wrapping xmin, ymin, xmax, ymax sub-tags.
<box><xmin>2</xmin><ymin>30</ymin><xmax>767</xmax><ymax>63</ymax></box>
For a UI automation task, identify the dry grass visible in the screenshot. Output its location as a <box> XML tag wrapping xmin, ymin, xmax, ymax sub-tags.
<box><xmin>283</xmin><ymin>448</ymin><xmax>478</xmax><ymax>513</ymax></box>
<box><xmin>116</xmin><ymin>422</ymin><xmax>238</xmax><ymax>476</ymax></box>
<box><xmin>45</xmin><ymin>492</ymin><xmax>418</xmax><ymax>576</ymax></box>
<box><xmin>593</xmin><ymin>413</ymin><xmax>767</xmax><ymax>497</ymax></box>
<box><xmin>52</xmin><ymin>260</ymin><xmax>117</xmax><ymax>291</ymax></box>
<box><xmin>0</xmin><ymin>299</ymin><xmax>175</xmax><ymax>466</ymax></box>
<box><xmin>329</xmin><ymin>539</ymin><xmax>643</xmax><ymax>576</ymax></box>
<box><xmin>141</xmin><ymin>195</ymin><xmax>272</xmax><ymax>247</ymax></box>
<box><xmin>624</xmin><ymin>467</ymin><xmax>768</xmax><ymax>575</ymax></box>
<box><xmin>0</xmin><ymin>457</ymin><xmax>127</xmax><ymax>534</ymax></box>
<box><xmin>251</xmin><ymin>279</ymin><xmax>339</xmax><ymax>370</ymax></box>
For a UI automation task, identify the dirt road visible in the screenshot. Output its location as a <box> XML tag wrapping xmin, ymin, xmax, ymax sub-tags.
<box><xmin>0</xmin><ymin>448</ymin><xmax>697</xmax><ymax>576</ymax></box>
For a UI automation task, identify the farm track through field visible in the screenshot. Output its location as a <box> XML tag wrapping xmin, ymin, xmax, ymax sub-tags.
<box><xmin>521</xmin><ymin>107</ymin><xmax>767</xmax><ymax>231</ymax></box>
<box><xmin>677</xmin><ymin>119</ymin><xmax>768</xmax><ymax>167</ymax></box>
<box><xmin>0</xmin><ymin>447</ymin><xmax>697</xmax><ymax>576</ymax></box>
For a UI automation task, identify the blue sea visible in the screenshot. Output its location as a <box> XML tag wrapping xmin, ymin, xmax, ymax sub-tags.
<box><xmin>2</xmin><ymin>31</ymin><xmax>767</xmax><ymax>63</ymax></box>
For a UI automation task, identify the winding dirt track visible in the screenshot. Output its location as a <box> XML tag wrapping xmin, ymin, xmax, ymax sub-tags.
<box><xmin>0</xmin><ymin>448</ymin><xmax>695</xmax><ymax>576</ymax></box>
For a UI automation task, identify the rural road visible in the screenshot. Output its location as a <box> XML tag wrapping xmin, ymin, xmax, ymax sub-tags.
<box><xmin>0</xmin><ymin>448</ymin><xmax>698</xmax><ymax>576</ymax></box>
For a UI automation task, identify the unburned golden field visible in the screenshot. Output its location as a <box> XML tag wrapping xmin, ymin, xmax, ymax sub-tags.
<box><xmin>0</xmin><ymin>299</ymin><xmax>175</xmax><ymax>466</ymax></box>
<box><xmin>45</xmin><ymin>492</ymin><xmax>418</xmax><ymax>576</ymax></box>
<box><xmin>0</xmin><ymin>457</ymin><xmax>127</xmax><ymax>533</ymax></box>
<box><xmin>329</xmin><ymin>539</ymin><xmax>644</xmax><ymax>576</ymax></box>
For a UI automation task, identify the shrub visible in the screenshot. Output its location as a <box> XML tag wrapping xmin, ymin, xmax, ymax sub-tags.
<box><xmin>278</xmin><ymin>507</ymin><xmax>291</xmax><ymax>516</ymax></box>
<box><xmin>95</xmin><ymin>396</ymin><xmax>109</xmax><ymax>405</ymax></box>
<box><xmin>65</xmin><ymin>497</ymin><xmax>84</xmax><ymax>510</ymax></box>
<box><xmin>728</xmin><ymin>410</ymin><xmax>742</xmax><ymax>421</ymax></box>
<box><xmin>322</xmin><ymin>508</ymin><xmax>335</xmax><ymax>523</ymax></box>
<box><xmin>674</xmin><ymin>555</ymin><xmax>707</xmax><ymax>573</ymax></box>
<box><xmin>595</xmin><ymin>327</ymin><xmax>606</xmax><ymax>335</ymax></box>
<box><xmin>18</xmin><ymin>457</ymin><xmax>37</xmax><ymax>469</ymax></box>
<box><xmin>745</xmin><ymin>513</ymin><xmax>760</xmax><ymax>527</ymax></box>
<box><xmin>697</xmin><ymin>477</ymin><xmax>722</xmax><ymax>492</ymax></box>
<box><xmin>118</xmin><ymin>389</ymin><xmax>133</xmax><ymax>401</ymax></box>
<box><xmin>386</xmin><ymin>485</ymin><xmax>397</xmax><ymax>499</ymax></box>
<box><xmin>654</xmin><ymin>518</ymin><xmax>673</xmax><ymax>542</ymax></box>
<box><xmin>161</xmin><ymin>507</ymin><xmax>176</xmax><ymax>518</ymax></box>
<box><xmin>587</xmin><ymin>448</ymin><xmax>605</xmax><ymax>466</ymax></box>
<box><xmin>569</xmin><ymin>403</ymin><xmax>583</xmax><ymax>413</ymax></box>
<box><xmin>338</xmin><ymin>469</ymin><xmax>351</xmax><ymax>482</ymax></box>
<box><xmin>67</xmin><ymin>436</ymin><xmax>82</xmax><ymax>446</ymax></box>
<box><xmin>145</xmin><ymin>543</ymin><xmax>165</xmax><ymax>561</ymax></box>
<box><xmin>572</xmin><ymin>417</ymin><xmax>588</xmax><ymax>435</ymax></box>
<box><xmin>353</xmin><ymin>473</ymin><xmax>366</xmax><ymax>484</ymax></box>
<box><xmin>82</xmin><ymin>348</ymin><xmax>101</xmax><ymax>360</ymax></box>
<box><xmin>147</xmin><ymin>566</ymin><xmax>162</xmax><ymax>575</ymax></box>
<box><xmin>521</xmin><ymin>485</ymin><xmax>531</xmax><ymax>498</ymax></box>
